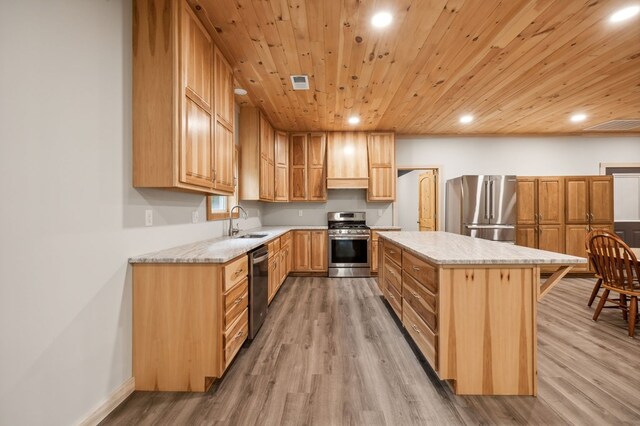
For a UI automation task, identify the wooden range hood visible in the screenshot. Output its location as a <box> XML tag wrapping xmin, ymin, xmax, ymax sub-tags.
<box><xmin>326</xmin><ymin>132</ymin><xmax>369</xmax><ymax>189</ymax></box>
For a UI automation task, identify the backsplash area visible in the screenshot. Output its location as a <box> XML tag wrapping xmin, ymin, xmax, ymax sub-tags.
<box><xmin>260</xmin><ymin>189</ymin><xmax>393</xmax><ymax>226</ymax></box>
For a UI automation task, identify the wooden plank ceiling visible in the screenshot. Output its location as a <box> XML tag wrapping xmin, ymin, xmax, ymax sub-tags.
<box><xmin>194</xmin><ymin>0</ymin><xmax>640</xmax><ymax>134</ymax></box>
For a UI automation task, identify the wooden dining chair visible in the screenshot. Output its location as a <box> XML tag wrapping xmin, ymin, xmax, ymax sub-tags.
<box><xmin>585</xmin><ymin>229</ymin><xmax>616</xmax><ymax>307</ymax></box>
<box><xmin>589</xmin><ymin>233</ymin><xmax>640</xmax><ymax>337</ymax></box>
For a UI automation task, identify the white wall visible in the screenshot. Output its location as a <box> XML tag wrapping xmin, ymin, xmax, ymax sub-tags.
<box><xmin>261</xmin><ymin>189</ymin><xmax>393</xmax><ymax>226</ymax></box>
<box><xmin>396</xmin><ymin>136</ymin><xmax>640</xmax><ymax>228</ymax></box>
<box><xmin>0</xmin><ymin>1</ymin><xmax>260</xmax><ymax>425</ymax></box>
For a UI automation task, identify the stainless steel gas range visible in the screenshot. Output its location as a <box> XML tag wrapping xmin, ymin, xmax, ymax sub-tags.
<box><xmin>327</xmin><ymin>212</ymin><xmax>371</xmax><ymax>277</ymax></box>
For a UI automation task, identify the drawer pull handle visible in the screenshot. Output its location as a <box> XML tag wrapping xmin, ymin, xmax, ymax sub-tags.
<box><xmin>236</xmin><ymin>330</ymin><xmax>243</xmax><ymax>338</ymax></box>
<box><xmin>389</xmin><ymin>250</ymin><xmax>395</xmax><ymax>254</ymax></box>
<box><xmin>389</xmin><ymin>294</ymin><xmax>395</xmax><ymax>300</ymax></box>
<box><xmin>233</xmin><ymin>268</ymin><xmax>244</xmax><ymax>278</ymax></box>
<box><xmin>234</xmin><ymin>297</ymin><xmax>243</xmax><ymax>305</ymax></box>
<box><xmin>412</xmin><ymin>266</ymin><xmax>420</xmax><ymax>271</ymax></box>
<box><xmin>412</xmin><ymin>291</ymin><xmax>420</xmax><ymax>299</ymax></box>
<box><xmin>411</xmin><ymin>324</ymin><xmax>421</xmax><ymax>334</ymax></box>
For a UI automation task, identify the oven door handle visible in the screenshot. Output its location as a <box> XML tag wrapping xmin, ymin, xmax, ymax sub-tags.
<box><xmin>329</xmin><ymin>235</ymin><xmax>371</xmax><ymax>240</ymax></box>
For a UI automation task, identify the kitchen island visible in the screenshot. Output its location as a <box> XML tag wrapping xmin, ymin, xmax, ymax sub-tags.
<box><xmin>377</xmin><ymin>231</ymin><xmax>586</xmax><ymax>396</ymax></box>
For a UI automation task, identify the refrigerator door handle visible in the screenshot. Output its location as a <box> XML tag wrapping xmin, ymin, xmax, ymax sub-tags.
<box><xmin>484</xmin><ymin>180</ymin><xmax>489</xmax><ymax>219</ymax></box>
<box><xmin>490</xmin><ymin>180</ymin><xmax>495</xmax><ymax>220</ymax></box>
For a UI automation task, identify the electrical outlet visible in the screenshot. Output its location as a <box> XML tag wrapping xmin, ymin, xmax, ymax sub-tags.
<box><xmin>192</xmin><ymin>210</ymin><xmax>199</xmax><ymax>223</ymax></box>
<box><xmin>298</xmin><ymin>210</ymin><xmax>303</xmax><ymax>217</ymax></box>
<box><xmin>378</xmin><ymin>209</ymin><xmax>383</xmax><ymax>217</ymax></box>
<box><xmin>145</xmin><ymin>209</ymin><xmax>153</xmax><ymax>226</ymax></box>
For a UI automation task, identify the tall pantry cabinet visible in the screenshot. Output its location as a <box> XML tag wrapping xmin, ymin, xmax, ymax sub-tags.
<box><xmin>132</xmin><ymin>0</ymin><xmax>235</xmax><ymax>195</ymax></box>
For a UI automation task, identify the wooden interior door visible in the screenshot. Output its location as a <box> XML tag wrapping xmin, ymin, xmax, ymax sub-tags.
<box><xmin>589</xmin><ymin>176</ymin><xmax>614</xmax><ymax>224</ymax></box>
<box><xmin>565</xmin><ymin>177</ymin><xmax>589</xmax><ymax>224</ymax></box>
<box><xmin>538</xmin><ymin>177</ymin><xmax>564</xmax><ymax>225</ymax></box>
<box><xmin>180</xmin><ymin>5</ymin><xmax>214</xmax><ymax>188</ymax></box>
<box><xmin>289</xmin><ymin>134</ymin><xmax>307</xmax><ymax>200</ymax></box>
<box><xmin>418</xmin><ymin>171</ymin><xmax>437</xmax><ymax>231</ymax></box>
<box><xmin>516</xmin><ymin>178</ymin><xmax>537</xmax><ymax>225</ymax></box>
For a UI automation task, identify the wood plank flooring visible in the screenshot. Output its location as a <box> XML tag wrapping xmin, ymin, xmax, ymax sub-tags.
<box><xmin>102</xmin><ymin>277</ymin><xmax>640</xmax><ymax>425</ymax></box>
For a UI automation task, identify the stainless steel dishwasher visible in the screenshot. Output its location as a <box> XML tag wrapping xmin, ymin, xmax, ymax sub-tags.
<box><xmin>248</xmin><ymin>245</ymin><xmax>269</xmax><ymax>340</ymax></box>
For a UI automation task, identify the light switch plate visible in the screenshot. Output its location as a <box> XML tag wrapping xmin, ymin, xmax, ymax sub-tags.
<box><xmin>378</xmin><ymin>209</ymin><xmax>383</xmax><ymax>217</ymax></box>
<box><xmin>145</xmin><ymin>209</ymin><xmax>153</xmax><ymax>226</ymax></box>
<box><xmin>192</xmin><ymin>210</ymin><xmax>199</xmax><ymax>223</ymax></box>
<box><xmin>298</xmin><ymin>210</ymin><xmax>303</xmax><ymax>217</ymax></box>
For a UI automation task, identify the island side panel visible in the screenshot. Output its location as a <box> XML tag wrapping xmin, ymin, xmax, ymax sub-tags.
<box><xmin>438</xmin><ymin>265</ymin><xmax>538</xmax><ymax>395</ymax></box>
<box><xmin>133</xmin><ymin>263</ymin><xmax>222</xmax><ymax>391</ymax></box>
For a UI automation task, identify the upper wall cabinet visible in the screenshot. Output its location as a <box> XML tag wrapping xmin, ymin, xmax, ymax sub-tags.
<box><xmin>239</xmin><ymin>107</ymin><xmax>275</xmax><ymax>202</ymax></box>
<box><xmin>132</xmin><ymin>0</ymin><xmax>235</xmax><ymax>195</ymax></box>
<box><xmin>327</xmin><ymin>132</ymin><xmax>369</xmax><ymax>189</ymax></box>
<box><xmin>274</xmin><ymin>131</ymin><xmax>289</xmax><ymax>202</ymax></box>
<box><xmin>289</xmin><ymin>133</ymin><xmax>327</xmax><ymax>202</ymax></box>
<box><xmin>367</xmin><ymin>132</ymin><xmax>396</xmax><ymax>201</ymax></box>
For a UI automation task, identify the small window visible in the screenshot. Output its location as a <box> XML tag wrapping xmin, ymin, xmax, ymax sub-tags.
<box><xmin>207</xmin><ymin>147</ymin><xmax>240</xmax><ymax>221</ymax></box>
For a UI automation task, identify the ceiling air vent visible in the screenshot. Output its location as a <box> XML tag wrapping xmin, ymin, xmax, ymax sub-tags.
<box><xmin>290</xmin><ymin>75</ymin><xmax>309</xmax><ymax>90</ymax></box>
<box><xmin>584</xmin><ymin>119</ymin><xmax>640</xmax><ymax>131</ymax></box>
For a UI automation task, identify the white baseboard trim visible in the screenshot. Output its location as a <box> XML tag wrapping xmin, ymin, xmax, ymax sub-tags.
<box><xmin>78</xmin><ymin>377</ymin><xmax>135</xmax><ymax>426</ymax></box>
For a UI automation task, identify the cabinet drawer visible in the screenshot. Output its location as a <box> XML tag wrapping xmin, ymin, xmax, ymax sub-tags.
<box><xmin>224</xmin><ymin>255</ymin><xmax>248</xmax><ymax>292</ymax></box>
<box><xmin>225</xmin><ymin>307</ymin><xmax>248</xmax><ymax>367</ymax></box>
<box><xmin>280</xmin><ymin>232</ymin><xmax>292</xmax><ymax>246</ymax></box>
<box><xmin>383</xmin><ymin>241</ymin><xmax>402</xmax><ymax>265</ymax></box>
<box><xmin>267</xmin><ymin>238</ymin><xmax>281</xmax><ymax>257</ymax></box>
<box><xmin>384</xmin><ymin>258</ymin><xmax>402</xmax><ymax>294</ymax></box>
<box><xmin>403</xmin><ymin>271</ymin><xmax>437</xmax><ymax>332</ymax></box>
<box><xmin>224</xmin><ymin>278</ymin><xmax>248</xmax><ymax>329</ymax></box>
<box><xmin>402</xmin><ymin>251</ymin><xmax>438</xmax><ymax>293</ymax></box>
<box><xmin>386</xmin><ymin>282</ymin><xmax>402</xmax><ymax>319</ymax></box>
<box><xmin>403</xmin><ymin>302</ymin><xmax>438</xmax><ymax>369</ymax></box>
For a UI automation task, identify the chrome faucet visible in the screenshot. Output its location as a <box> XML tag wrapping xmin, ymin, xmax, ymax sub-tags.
<box><xmin>229</xmin><ymin>205</ymin><xmax>248</xmax><ymax>236</ymax></box>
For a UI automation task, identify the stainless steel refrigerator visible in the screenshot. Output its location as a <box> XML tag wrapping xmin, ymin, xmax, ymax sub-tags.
<box><xmin>445</xmin><ymin>175</ymin><xmax>517</xmax><ymax>243</ymax></box>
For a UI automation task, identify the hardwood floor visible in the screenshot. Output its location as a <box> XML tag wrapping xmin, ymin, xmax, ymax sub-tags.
<box><xmin>102</xmin><ymin>277</ymin><xmax>640</xmax><ymax>425</ymax></box>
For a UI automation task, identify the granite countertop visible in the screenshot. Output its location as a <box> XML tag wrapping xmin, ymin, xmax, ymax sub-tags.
<box><xmin>129</xmin><ymin>226</ymin><xmax>326</xmax><ymax>264</ymax></box>
<box><xmin>377</xmin><ymin>231</ymin><xmax>587</xmax><ymax>266</ymax></box>
<box><xmin>369</xmin><ymin>225</ymin><xmax>402</xmax><ymax>230</ymax></box>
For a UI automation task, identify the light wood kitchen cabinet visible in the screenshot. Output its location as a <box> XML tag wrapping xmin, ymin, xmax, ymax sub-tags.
<box><xmin>239</xmin><ymin>107</ymin><xmax>276</xmax><ymax>201</ymax></box>
<box><xmin>132</xmin><ymin>254</ymin><xmax>248</xmax><ymax>392</ymax></box>
<box><xmin>327</xmin><ymin>132</ymin><xmax>369</xmax><ymax>188</ymax></box>
<box><xmin>274</xmin><ymin>131</ymin><xmax>289</xmax><ymax>201</ymax></box>
<box><xmin>516</xmin><ymin>177</ymin><xmax>564</xmax><ymax>255</ymax></box>
<box><xmin>132</xmin><ymin>0</ymin><xmax>234</xmax><ymax>195</ymax></box>
<box><xmin>268</xmin><ymin>254</ymin><xmax>279</xmax><ymax>303</ymax></box>
<box><xmin>289</xmin><ymin>133</ymin><xmax>327</xmax><ymax>201</ymax></box>
<box><xmin>292</xmin><ymin>230</ymin><xmax>327</xmax><ymax>272</ymax></box>
<box><xmin>565</xmin><ymin>176</ymin><xmax>613</xmax><ymax>224</ymax></box>
<box><xmin>367</xmin><ymin>133</ymin><xmax>396</xmax><ymax>201</ymax></box>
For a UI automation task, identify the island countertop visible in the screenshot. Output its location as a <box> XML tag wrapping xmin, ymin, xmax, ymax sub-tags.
<box><xmin>377</xmin><ymin>231</ymin><xmax>587</xmax><ymax>266</ymax></box>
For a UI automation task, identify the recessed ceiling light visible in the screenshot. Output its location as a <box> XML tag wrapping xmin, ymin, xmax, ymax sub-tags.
<box><xmin>570</xmin><ymin>113</ymin><xmax>587</xmax><ymax>122</ymax></box>
<box><xmin>459</xmin><ymin>114</ymin><xmax>474</xmax><ymax>124</ymax></box>
<box><xmin>348</xmin><ymin>116</ymin><xmax>360</xmax><ymax>125</ymax></box>
<box><xmin>610</xmin><ymin>5</ymin><xmax>640</xmax><ymax>22</ymax></box>
<box><xmin>233</xmin><ymin>88</ymin><xmax>248</xmax><ymax>96</ymax></box>
<box><xmin>371</xmin><ymin>12</ymin><xmax>392</xmax><ymax>28</ymax></box>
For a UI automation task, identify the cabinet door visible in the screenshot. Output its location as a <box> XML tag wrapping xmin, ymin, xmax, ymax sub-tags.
<box><xmin>180</xmin><ymin>6</ymin><xmax>214</xmax><ymax>189</ymax></box>
<box><xmin>213</xmin><ymin>122</ymin><xmax>234</xmax><ymax>193</ymax></box>
<box><xmin>565</xmin><ymin>177</ymin><xmax>589</xmax><ymax>224</ymax></box>
<box><xmin>289</xmin><ymin>134</ymin><xmax>307</xmax><ymax>200</ymax></box>
<box><xmin>538</xmin><ymin>225</ymin><xmax>564</xmax><ymax>253</ymax></box>
<box><xmin>371</xmin><ymin>240</ymin><xmax>379</xmax><ymax>273</ymax></box>
<box><xmin>516</xmin><ymin>226</ymin><xmax>537</xmax><ymax>249</ymax></box>
<box><xmin>310</xmin><ymin>231</ymin><xmax>328</xmax><ymax>271</ymax></box>
<box><xmin>213</xmin><ymin>47</ymin><xmax>234</xmax><ymax>129</ymax></box>
<box><xmin>293</xmin><ymin>231</ymin><xmax>311</xmax><ymax>271</ymax></box>
<box><xmin>308</xmin><ymin>133</ymin><xmax>327</xmax><ymax>201</ymax></box>
<box><xmin>268</xmin><ymin>256</ymin><xmax>278</xmax><ymax>303</ymax></box>
<box><xmin>565</xmin><ymin>224</ymin><xmax>590</xmax><ymax>272</ymax></box>
<box><xmin>274</xmin><ymin>131</ymin><xmax>289</xmax><ymax>201</ymax></box>
<box><xmin>279</xmin><ymin>249</ymin><xmax>287</xmax><ymax>286</ymax></box>
<box><xmin>590</xmin><ymin>176</ymin><xmax>614</xmax><ymax>224</ymax></box>
<box><xmin>259</xmin><ymin>114</ymin><xmax>275</xmax><ymax>201</ymax></box>
<box><xmin>516</xmin><ymin>178</ymin><xmax>537</xmax><ymax>225</ymax></box>
<box><xmin>367</xmin><ymin>133</ymin><xmax>395</xmax><ymax>201</ymax></box>
<box><xmin>538</xmin><ymin>177</ymin><xmax>564</xmax><ymax>225</ymax></box>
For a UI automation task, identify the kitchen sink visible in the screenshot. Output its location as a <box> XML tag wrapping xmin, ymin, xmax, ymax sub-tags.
<box><xmin>236</xmin><ymin>233</ymin><xmax>268</xmax><ymax>239</ymax></box>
